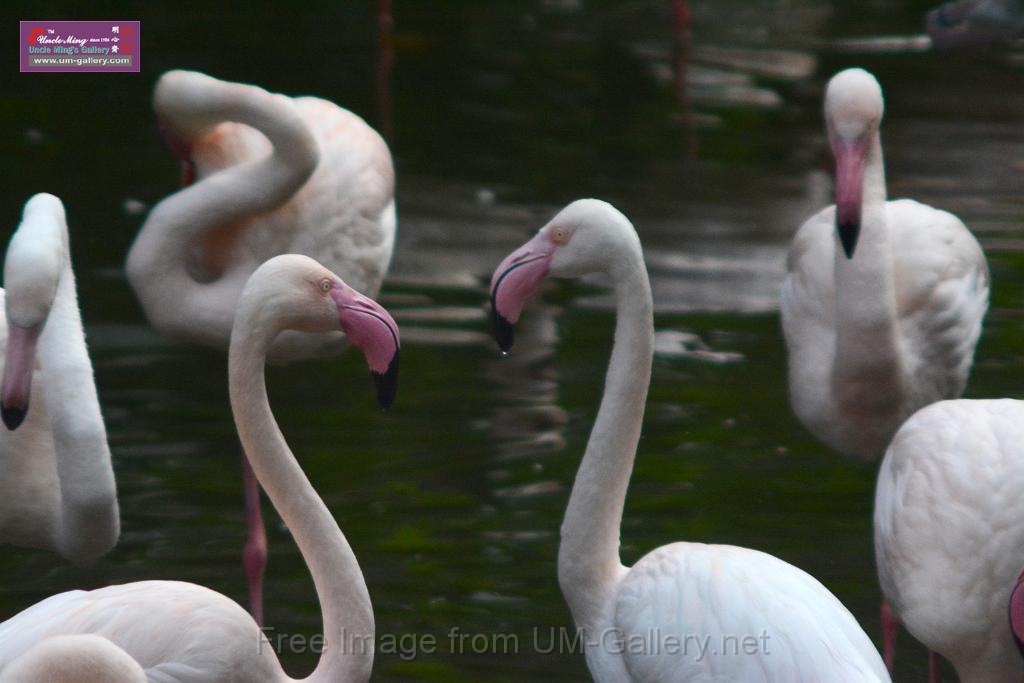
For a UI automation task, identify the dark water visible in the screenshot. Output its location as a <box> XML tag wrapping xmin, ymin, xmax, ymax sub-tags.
<box><xmin>1</xmin><ymin>1</ymin><xmax>1023</xmax><ymax>680</ymax></box>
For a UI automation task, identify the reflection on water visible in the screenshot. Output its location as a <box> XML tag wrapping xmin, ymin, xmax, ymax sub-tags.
<box><xmin>0</xmin><ymin>0</ymin><xmax>1022</xmax><ymax>680</ymax></box>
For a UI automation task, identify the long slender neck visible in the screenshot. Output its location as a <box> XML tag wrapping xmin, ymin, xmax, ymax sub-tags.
<box><xmin>127</xmin><ymin>89</ymin><xmax>319</xmax><ymax>349</ymax></box>
<box><xmin>228</xmin><ymin>313</ymin><xmax>373</xmax><ymax>683</ymax></box>
<box><xmin>832</xmin><ymin>133</ymin><xmax>903</xmax><ymax>406</ymax></box>
<box><xmin>39</xmin><ymin>250</ymin><xmax>119</xmax><ymax>563</ymax></box>
<box><xmin>558</xmin><ymin>249</ymin><xmax>654</xmax><ymax>630</ymax></box>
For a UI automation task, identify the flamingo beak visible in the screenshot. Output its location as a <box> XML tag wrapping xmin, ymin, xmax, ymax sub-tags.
<box><xmin>1010</xmin><ymin>569</ymin><xmax>1024</xmax><ymax>659</ymax></box>
<box><xmin>833</xmin><ymin>134</ymin><xmax>869</xmax><ymax>259</ymax></box>
<box><xmin>331</xmin><ymin>284</ymin><xmax>400</xmax><ymax>409</ymax></box>
<box><xmin>489</xmin><ymin>232</ymin><xmax>557</xmax><ymax>353</ymax></box>
<box><xmin>1</xmin><ymin>323</ymin><xmax>41</xmax><ymax>430</ymax></box>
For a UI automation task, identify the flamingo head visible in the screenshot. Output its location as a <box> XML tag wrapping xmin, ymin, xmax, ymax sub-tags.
<box><xmin>489</xmin><ymin>199</ymin><xmax>640</xmax><ymax>352</ymax></box>
<box><xmin>239</xmin><ymin>255</ymin><xmax>400</xmax><ymax>409</ymax></box>
<box><xmin>1</xmin><ymin>194</ymin><xmax>67</xmax><ymax>430</ymax></box>
<box><xmin>824</xmin><ymin>68</ymin><xmax>884</xmax><ymax>259</ymax></box>
<box><xmin>1010</xmin><ymin>568</ymin><xmax>1024</xmax><ymax>659</ymax></box>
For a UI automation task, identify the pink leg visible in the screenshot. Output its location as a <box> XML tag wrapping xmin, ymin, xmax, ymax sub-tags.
<box><xmin>881</xmin><ymin>598</ymin><xmax>899</xmax><ymax>674</ymax></box>
<box><xmin>928</xmin><ymin>650</ymin><xmax>939</xmax><ymax>683</ymax></box>
<box><xmin>242</xmin><ymin>451</ymin><xmax>267</xmax><ymax>626</ymax></box>
<box><xmin>672</xmin><ymin>0</ymin><xmax>690</xmax><ymax>35</ymax></box>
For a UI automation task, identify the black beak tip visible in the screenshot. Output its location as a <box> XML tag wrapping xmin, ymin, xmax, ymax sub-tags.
<box><xmin>2</xmin><ymin>404</ymin><xmax>27</xmax><ymax>431</ymax></box>
<box><xmin>838</xmin><ymin>220</ymin><xmax>860</xmax><ymax>260</ymax></box>
<box><xmin>372</xmin><ymin>352</ymin><xmax>400</xmax><ymax>410</ymax></box>
<box><xmin>492</xmin><ymin>310</ymin><xmax>516</xmax><ymax>354</ymax></box>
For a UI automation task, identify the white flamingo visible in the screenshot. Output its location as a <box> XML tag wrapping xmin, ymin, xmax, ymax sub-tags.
<box><xmin>780</xmin><ymin>67</ymin><xmax>989</xmax><ymax>462</ymax></box>
<box><xmin>875</xmin><ymin>399</ymin><xmax>1024</xmax><ymax>683</ymax></box>
<box><xmin>0</xmin><ymin>193</ymin><xmax>118</xmax><ymax>563</ymax></box>
<box><xmin>0</xmin><ymin>254</ymin><xmax>400</xmax><ymax>683</ymax></box>
<box><xmin>490</xmin><ymin>199</ymin><xmax>890</xmax><ymax>682</ymax></box>
<box><xmin>126</xmin><ymin>69</ymin><xmax>396</xmax><ymax>623</ymax></box>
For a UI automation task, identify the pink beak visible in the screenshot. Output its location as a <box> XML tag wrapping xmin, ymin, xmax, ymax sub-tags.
<box><xmin>331</xmin><ymin>283</ymin><xmax>400</xmax><ymax>409</ymax></box>
<box><xmin>489</xmin><ymin>232</ymin><xmax>557</xmax><ymax>353</ymax></box>
<box><xmin>1</xmin><ymin>323</ymin><xmax>41</xmax><ymax>430</ymax></box>
<box><xmin>833</xmin><ymin>134</ymin><xmax>869</xmax><ymax>259</ymax></box>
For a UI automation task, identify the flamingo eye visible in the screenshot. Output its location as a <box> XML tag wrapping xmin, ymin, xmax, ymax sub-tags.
<box><xmin>551</xmin><ymin>227</ymin><xmax>569</xmax><ymax>244</ymax></box>
<box><xmin>318</xmin><ymin>278</ymin><xmax>333</xmax><ymax>293</ymax></box>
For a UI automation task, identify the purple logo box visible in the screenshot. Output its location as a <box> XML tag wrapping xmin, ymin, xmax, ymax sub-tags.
<box><xmin>20</xmin><ymin>20</ymin><xmax>140</xmax><ymax>73</ymax></box>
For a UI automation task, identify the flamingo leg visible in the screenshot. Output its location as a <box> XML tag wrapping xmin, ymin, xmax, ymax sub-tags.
<box><xmin>672</xmin><ymin>0</ymin><xmax>690</xmax><ymax>35</ymax></box>
<box><xmin>928</xmin><ymin>649</ymin><xmax>939</xmax><ymax>683</ymax></box>
<box><xmin>242</xmin><ymin>450</ymin><xmax>267</xmax><ymax>626</ymax></box>
<box><xmin>881</xmin><ymin>598</ymin><xmax>899</xmax><ymax>673</ymax></box>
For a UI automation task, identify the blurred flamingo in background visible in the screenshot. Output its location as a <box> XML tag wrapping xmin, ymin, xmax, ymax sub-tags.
<box><xmin>0</xmin><ymin>255</ymin><xmax>400</xmax><ymax>683</ymax></box>
<box><xmin>781</xmin><ymin>68</ymin><xmax>988</xmax><ymax>461</ymax></box>
<box><xmin>0</xmin><ymin>193</ymin><xmax>119</xmax><ymax>564</ymax></box>
<box><xmin>126</xmin><ymin>69</ymin><xmax>396</xmax><ymax>624</ymax></box>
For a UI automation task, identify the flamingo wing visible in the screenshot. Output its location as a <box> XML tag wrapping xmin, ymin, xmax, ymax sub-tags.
<box><xmin>613</xmin><ymin>543</ymin><xmax>890</xmax><ymax>682</ymax></box>
<box><xmin>888</xmin><ymin>200</ymin><xmax>989</xmax><ymax>405</ymax></box>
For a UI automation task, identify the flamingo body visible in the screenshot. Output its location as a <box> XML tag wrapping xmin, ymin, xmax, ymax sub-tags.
<box><xmin>875</xmin><ymin>399</ymin><xmax>1024</xmax><ymax>682</ymax></box>
<box><xmin>782</xmin><ymin>199</ymin><xmax>988</xmax><ymax>458</ymax></box>
<box><xmin>611</xmin><ymin>542</ymin><xmax>889</xmax><ymax>681</ymax></box>
<box><xmin>187</xmin><ymin>97</ymin><xmax>395</xmax><ymax>296</ymax></box>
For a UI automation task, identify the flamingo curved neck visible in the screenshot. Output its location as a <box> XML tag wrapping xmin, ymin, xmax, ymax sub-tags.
<box><xmin>127</xmin><ymin>86</ymin><xmax>319</xmax><ymax>349</ymax></box>
<box><xmin>558</xmin><ymin>249</ymin><xmax>653</xmax><ymax>630</ymax></box>
<box><xmin>40</xmin><ymin>244</ymin><xmax>118</xmax><ymax>562</ymax></box>
<box><xmin>831</xmin><ymin>134</ymin><xmax>903</xmax><ymax>414</ymax></box>
<box><xmin>228</xmin><ymin>307</ymin><xmax>373</xmax><ymax>683</ymax></box>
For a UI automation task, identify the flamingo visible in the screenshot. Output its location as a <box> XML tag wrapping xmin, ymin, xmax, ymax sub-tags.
<box><xmin>0</xmin><ymin>254</ymin><xmax>400</xmax><ymax>683</ymax></box>
<box><xmin>0</xmin><ymin>193</ymin><xmax>118</xmax><ymax>563</ymax></box>
<box><xmin>126</xmin><ymin>69</ymin><xmax>396</xmax><ymax>623</ymax></box>
<box><xmin>490</xmin><ymin>199</ymin><xmax>890</xmax><ymax>682</ymax></box>
<box><xmin>874</xmin><ymin>399</ymin><xmax>1024</xmax><ymax>682</ymax></box>
<box><xmin>780</xmin><ymin>67</ymin><xmax>989</xmax><ymax>462</ymax></box>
